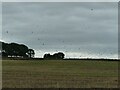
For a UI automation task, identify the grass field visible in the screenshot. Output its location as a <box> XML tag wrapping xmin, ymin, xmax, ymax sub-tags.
<box><xmin>2</xmin><ymin>60</ymin><xmax>118</xmax><ymax>88</ymax></box>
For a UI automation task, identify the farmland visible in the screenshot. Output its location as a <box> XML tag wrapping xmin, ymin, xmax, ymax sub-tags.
<box><xmin>2</xmin><ymin>60</ymin><xmax>118</xmax><ymax>88</ymax></box>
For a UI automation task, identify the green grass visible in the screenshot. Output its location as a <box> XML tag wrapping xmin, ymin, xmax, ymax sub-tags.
<box><xmin>2</xmin><ymin>60</ymin><xmax>118</xmax><ymax>88</ymax></box>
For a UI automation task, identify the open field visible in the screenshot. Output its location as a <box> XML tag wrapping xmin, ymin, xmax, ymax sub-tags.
<box><xmin>2</xmin><ymin>60</ymin><xmax>118</xmax><ymax>88</ymax></box>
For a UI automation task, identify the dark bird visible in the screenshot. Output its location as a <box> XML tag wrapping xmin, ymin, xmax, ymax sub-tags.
<box><xmin>6</xmin><ymin>31</ymin><xmax>8</xmax><ymax>33</ymax></box>
<box><xmin>91</xmin><ymin>9</ymin><xmax>93</xmax><ymax>11</ymax></box>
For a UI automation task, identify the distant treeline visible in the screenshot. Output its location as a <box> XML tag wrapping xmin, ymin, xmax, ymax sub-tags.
<box><xmin>43</xmin><ymin>52</ymin><xmax>65</xmax><ymax>60</ymax></box>
<box><xmin>2</xmin><ymin>52</ymin><xmax>65</xmax><ymax>60</ymax></box>
<box><xmin>0</xmin><ymin>41</ymin><xmax>65</xmax><ymax>60</ymax></box>
<box><xmin>2</xmin><ymin>42</ymin><xmax>117</xmax><ymax>61</ymax></box>
<box><xmin>0</xmin><ymin>41</ymin><xmax>35</xmax><ymax>58</ymax></box>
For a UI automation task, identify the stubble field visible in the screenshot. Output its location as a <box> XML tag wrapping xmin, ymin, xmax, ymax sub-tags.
<box><xmin>2</xmin><ymin>60</ymin><xmax>118</xmax><ymax>88</ymax></box>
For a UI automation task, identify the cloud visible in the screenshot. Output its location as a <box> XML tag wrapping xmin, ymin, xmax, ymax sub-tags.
<box><xmin>2</xmin><ymin>2</ymin><xmax>118</xmax><ymax>58</ymax></box>
<box><xmin>2</xmin><ymin>0</ymin><xmax>120</xmax><ymax>2</ymax></box>
<box><xmin>0</xmin><ymin>2</ymin><xmax>2</xmax><ymax>39</ymax></box>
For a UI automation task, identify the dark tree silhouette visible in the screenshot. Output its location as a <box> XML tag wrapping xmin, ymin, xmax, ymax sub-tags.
<box><xmin>1</xmin><ymin>41</ymin><xmax>35</xmax><ymax>58</ymax></box>
<box><xmin>2</xmin><ymin>52</ymin><xmax>8</xmax><ymax>57</ymax></box>
<box><xmin>43</xmin><ymin>52</ymin><xmax>65</xmax><ymax>60</ymax></box>
<box><xmin>18</xmin><ymin>44</ymin><xmax>29</xmax><ymax>57</ymax></box>
<box><xmin>43</xmin><ymin>53</ymin><xmax>51</xmax><ymax>59</ymax></box>
<box><xmin>10</xmin><ymin>43</ymin><xmax>20</xmax><ymax>57</ymax></box>
<box><xmin>1</xmin><ymin>42</ymin><xmax>8</xmax><ymax>57</ymax></box>
<box><xmin>27</xmin><ymin>49</ymin><xmax>35</xmax><ymax>58</ymax></box>
<box><xmin>57</xmin><ymin>52</ymin><xmax>65</xmax><ymax>59</ymax></box>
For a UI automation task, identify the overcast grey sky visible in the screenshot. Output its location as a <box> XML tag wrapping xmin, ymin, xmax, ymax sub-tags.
<box><xmin>2</xmin><ymin>2</ymin><xmax>118</xmax><ymax>59</ymax></box>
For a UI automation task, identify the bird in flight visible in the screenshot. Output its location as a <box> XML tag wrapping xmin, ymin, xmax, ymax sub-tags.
<box><xmin>38</xmin><ymin>38</ymin><xmax>40</xmax><ymax>40</ymax></box>
<box><xmin>91</xmin><ymin>9</ymin><xmax>93</xmax><ymax>11</ymax></box>
<box><xmin>6</xmin><ymin>31</ymin><xmax>8</xmax><ymax>33</ymax></box>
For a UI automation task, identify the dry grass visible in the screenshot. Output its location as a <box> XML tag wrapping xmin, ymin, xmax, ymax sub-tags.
<box><xmin>2</xmin><ymin>60</ymin><xmax>118</xmax><ymax>88</ymax></box>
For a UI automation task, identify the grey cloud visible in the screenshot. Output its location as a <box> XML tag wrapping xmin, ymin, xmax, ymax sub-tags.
<box><xmin>2</xmin><ymin>2</ymin><xmax>118</xmax><ymax>58</ymax></box>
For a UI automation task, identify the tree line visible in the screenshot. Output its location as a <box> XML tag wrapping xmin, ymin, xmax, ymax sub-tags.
<box><xmin>1</xmin><ymin>41</ymin><xmax>35</xmax><ymax>58</ymax></box>
<box><xmin>44</xmin><ymin>52</ymin><xmax>65</xmax><ymax>60</ymax></box>
<box><xmin>0</xmin><ymin>41</ymin><xmax>65</xmax><ymax>60</ymax></box>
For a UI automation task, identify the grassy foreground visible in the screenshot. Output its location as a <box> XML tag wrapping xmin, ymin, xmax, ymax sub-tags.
<box><xmin>2</xmin><ymin>60</ymin><xmax>118</xmax><ymax>88</ymax></box>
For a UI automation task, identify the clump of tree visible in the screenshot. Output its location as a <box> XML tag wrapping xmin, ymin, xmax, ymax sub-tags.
<box><xmin>43</xmin><ymin>52</ymin><xmax>65</xmax><ymax>60</ymax></box>
<box><xmin>0</xmin><ymin>41</ymin><xmax>35</xmax><ymax>58</ymax></box>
